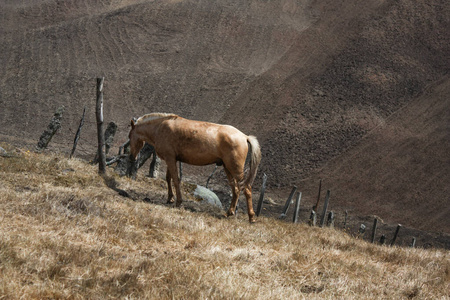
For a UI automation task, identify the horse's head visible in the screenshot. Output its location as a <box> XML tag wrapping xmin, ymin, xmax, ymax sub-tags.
<box><xmin>128</xmin><ymin>119</ymin><xmax>144</xmax><ymax>160</ymax></box>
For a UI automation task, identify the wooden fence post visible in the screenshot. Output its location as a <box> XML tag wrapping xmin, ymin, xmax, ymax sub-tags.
<box><xmin>293</xmin><ymin>192</ymin><xmax>302</xmax><ymax>223</ymax></box>
<box><xmin>343</xmin><ymin>210</ymin><xmax>348</xmax><ymax>228</ymax></box>
<box><xmin>149</xmin><ymin>153</ymin><xmax>161</xmax><ymax>178</ymax></box>
<box><xmin>93</xmin><ymin>121</ymin><xmax>117</xmax><ymax>163</ymax></box>
<box><xmin>70</xmin><ymin>106</ymin><xmax>86</xmax><ymax>159</ymax></box>
<box><xmin>359</xmin><ymin>224</ymin><xmax>366</xmax><ymax>236</ymax></box>
<box><xmin>309</xmin><ymin>210</ymin><xmax>316</xmax><ymax>226</ymax></box>
<box><xmin>104</xmin><ymin>121</ymin><xmax>117</xmax><ymax>156</ymax></box>
<box><xmin>371</xmin><ymin>218</ymin><xmax>378</xmax><ymax>243</ymax></box>
<box><xmin>319</xmin><ymin>190</ymin><xmax>330</xmax><ymax>227</ymax></box>
<box><xmin>256</xmin><ymin>173</ymin><xmax>267</xmax><ymax>217</ymax></box>
<box><xmin>96</xmin><ymin>77</ymin><xmax>106</xmax><ymax>174</ymax></box>
<box><xmin>279</xmin><ymin>186</ymin><xmax>297</xmax><ymax>219</ymax></box>
<box><xmin>37</xmin><ymin>105</ymin><xmax>65</xmax><ymax>151</ymax></box>
<box><xmin>390</xmin><ymin>224</ymin><xmax>402</xmax><ymax>246</ymax></box>
<box><xmin>326</xmin><ymin>211</ymin><xmax>335</xmax><ymax>228</ymax></box>
<box><xmin>410</xmin><ymin>237</ymin><xmax>416</xmax><ymax>248</ymax></box>
<box><xmin>379</xmin><ymin>234</ymin><xmax>386</xmax><ymax>245</ymax></box>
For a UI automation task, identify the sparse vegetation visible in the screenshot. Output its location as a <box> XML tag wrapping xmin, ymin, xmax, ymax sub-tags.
<box><xmin>0</xmin><ymin>146</ymin><xmax>448</xmax><ymax>299</ymax></box>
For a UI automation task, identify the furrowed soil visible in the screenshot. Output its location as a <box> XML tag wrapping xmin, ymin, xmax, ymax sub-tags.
<box><xmin>1</xmin><ymin>0</ymin><xmax>449</xmax><ymax>249</ymax></box>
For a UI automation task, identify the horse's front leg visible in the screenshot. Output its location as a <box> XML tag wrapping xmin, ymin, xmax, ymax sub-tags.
<box><xmin>166</xmin><ymin>169</ymin><xmax>175</xmax><ymax>204</ymax></box>
<box><xmin>166</xmin><ymin>159</ymin><xmax>183</xmax><ymax>207</ymax></box>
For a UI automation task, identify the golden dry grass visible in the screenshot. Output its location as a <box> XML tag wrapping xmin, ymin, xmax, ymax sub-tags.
<box><xmin>0</xmin><ymin>145</ymin><xmax>449</xmax><ymax>299</ymax></box>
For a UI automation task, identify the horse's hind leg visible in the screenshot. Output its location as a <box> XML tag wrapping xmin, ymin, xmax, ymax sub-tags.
<box><xmin>166</xmin><ymin>169</ymin><xmax>175</xmax><ymax>204</ymax></box>
<box><xmin>166</xmin><ymin>159</ymin><xmax>183</xmax><ymax>207</ymax></box>
<box><xmin>224</xmin><ymin>167</ymin><xmax>241</xmax><ymax>217</ymax></box>
<box><xmin>244</xmin><ymin>184</ymin><xmax>256</xmax><ymax>223</ymax></box>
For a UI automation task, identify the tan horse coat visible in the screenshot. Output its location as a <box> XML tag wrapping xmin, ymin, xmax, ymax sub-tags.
<box><xmin>128</xmin><ymin>113</ymin><xmax>261</xmax><ymax>222</ymax></box>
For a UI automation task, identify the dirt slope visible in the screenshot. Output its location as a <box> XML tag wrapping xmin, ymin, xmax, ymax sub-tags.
<box><xmin>299</xmin><ymin>77</ymin><xmax>450</xmax><ymax>234</ymax></box>
<box><xmin>0</xmin><ymin>0</ymin><xmax>449</xmax><ymax>233</ymax></box>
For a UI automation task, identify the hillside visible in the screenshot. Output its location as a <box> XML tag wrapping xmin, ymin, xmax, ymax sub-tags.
<box><xmin>0</xmin><ymin>148</ymin><xmax>449</xmax><ymax>299</ymax></box>
<box><xmin>1</xmin><ymin>0</ymin><xmax>449</xmax><ymax>234</ymax></box>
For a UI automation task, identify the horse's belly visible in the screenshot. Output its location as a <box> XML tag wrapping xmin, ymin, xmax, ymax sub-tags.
<box><xmin>177</xmin><ymin>152</ymin><xmax>220</xmax><ymax>166</ymax></box>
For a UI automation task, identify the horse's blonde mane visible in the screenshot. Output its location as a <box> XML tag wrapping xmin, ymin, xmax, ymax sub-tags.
<box><xmin>136</xmin><ymin>113</ymin><xmax>178</xmax><ymax>124</ymax></box>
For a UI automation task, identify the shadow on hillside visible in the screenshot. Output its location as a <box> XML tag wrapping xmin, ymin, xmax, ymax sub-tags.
<box><xmin>102</xmin><ymin>175</ymin><xmax>139</xmax><ymax>200</ymax></box>
<box><xmin>101</xmin><ymin>175</ymin><xmax>227</xmax><ymax>221</ymax></box>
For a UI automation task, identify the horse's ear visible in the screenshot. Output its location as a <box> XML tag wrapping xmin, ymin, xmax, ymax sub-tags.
<box><xmin>130</xmin><ymin>119</ymin><xmax>136</xmax><ymax>129</ymax></box>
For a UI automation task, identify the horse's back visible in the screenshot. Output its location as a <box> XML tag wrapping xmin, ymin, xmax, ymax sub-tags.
<box><xmin>156</xmin><ymin>117</ymin><xmax>248</xmax><ymax>165</ymax></box>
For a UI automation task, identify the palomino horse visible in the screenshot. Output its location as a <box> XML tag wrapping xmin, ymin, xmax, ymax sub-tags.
<box><xmin>128</xmin><ymin>113</ymin><xmax>262</xmax><ymax>223</ymax></box>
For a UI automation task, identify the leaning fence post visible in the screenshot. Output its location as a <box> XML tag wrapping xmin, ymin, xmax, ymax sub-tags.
<box><xmin>256</xmin><ymin>173</ymin><xmax>267</xmax><ymax>217</ymax></box>
<box><xmin>70</xmin><ymin>106</ymin><xmax>86</xmax><ymax>159</ymax></box>
<box><xmin>37</xmin><ymin>105</ymin><xmax>65</xmax><ymax>151</ymax></box>
<box><xmin>96</xmin><ymin>77</ymin><xmax>106</xmax><ymax>174</ymax></box>
<box><xmin>319</xmin><ymin>190</ymin><xmax>331</xmax><ymax>227</ymax></box>
<box><xmin>390</xmin><ymin>224</ymin><xmax>402</xmax><ymax>246</ymax></box>
<box><xmin>371</xmin><ymin>218</ymin><xmax>378</xmax><ymax>243</ymax></box>
<box><xmin>279</xmin><ymin>186</ymin><xmax>297</xmax><ymax>219</ymax></box>
<box><xmin>293</xmin><ymin>192</ymin><xmax>302</xmax><ymax>223</ymax></box>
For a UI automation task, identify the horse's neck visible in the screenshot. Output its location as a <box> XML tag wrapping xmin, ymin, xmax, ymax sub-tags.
<box><xmin>137</xmin><ymin>120</ymin><xmax>161</xmax><ymax>145</ymax></box>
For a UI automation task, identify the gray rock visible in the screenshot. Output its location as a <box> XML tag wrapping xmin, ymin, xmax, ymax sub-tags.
<box><xmin>194</xmin><ymin>185</ymin><xmax>223</xmax><ymax>209</ymax></box>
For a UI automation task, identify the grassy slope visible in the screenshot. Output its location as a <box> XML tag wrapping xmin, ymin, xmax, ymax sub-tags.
<box><xmin>0</xmin><ymin>146</ymin><xmax>448</xmax><ymax>299</ymax></box>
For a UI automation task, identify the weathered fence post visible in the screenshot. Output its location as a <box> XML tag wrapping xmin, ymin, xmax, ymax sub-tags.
<box><xmin>127</xmin><ymin>153</ymin><xmax>139</xmax><ymax>180</ymax></box>
<box><xmin>359</xmin><ymin>224</ymin><xmax>366</xmax><ymax>236</ymax></box>
<box><xmin>326</xmin><ymin>211</ymin><xmax>335</xmax><ymax>228</ymax></box>
<box><xmin>313</xmin><ymin>179</ymin><xmax>322</xmax><ymax>211</ymax></box>
<box><xmin>70</xmin><ymin>106</ymin><xmax>86</xmax><ymax>159</ymax></box>
<box><xmin>293</xmin><ymin>192</ymin><xmax>302</xmax><ymax>223</ymax></box>
<box><xmin>390</xmin><ymin>224</ymin><xmax>402</xmax><ymax>246</ymax></box>
<box><xmin>94</xmin><ymin>121</ymin><xmax>117</xmax><ymax>163</ymax></box>
<box><xmin>36</xmin><ymin>105</ymin><xmax>65</xmax><ymax>151</ymax></box>
<box><xmin>279</xmin><ymin>186</ymin><xmax>297</xmax><ymax>219</ymax></box>
<box><xmin>319</xmin><ymin>190</ymin><xmax>331</xmax><ymax>227</ymax></box>
<box><xmin>309</xmin><ymin>210</ymin><xmax>317</xmax><ymax>226</ymax></box>
<box><xmin>104</xmin><ymin>121</ymin><xmax>117</xmax><ymax>156</ymax></box>
<box><xmin>149</xmin><ymin>153</ymin><xmax>161</xmax><ymax>178</ymax></box>
<box><xmin>96</xmin><ymin>77</ymin><xmax>106</xmax><ymax>174</ymax></box>
<box><xmin>256</xmin><ymin>173</ymin><xmax>267</xmax><ymax>217</ymax></box>
<box><xmin>410</xmin><ymin>237</ymin><xmax>416</xmax><ymax>248</ymax></box>
<box><xmin>379</xmin><ymin>234</ymin><xmax>386</xmax><ymax>245</ymax></box>
<box><xmin>371</xmin><ymin>218</ymin><xmax>378</xmax><ymax>243</ymax></box>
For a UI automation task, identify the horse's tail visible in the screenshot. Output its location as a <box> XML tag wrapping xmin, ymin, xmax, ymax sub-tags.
<box><xmin>244</xmin><ymin>135</ymin><xmax>261</xmax><ymax>188</ymax></box>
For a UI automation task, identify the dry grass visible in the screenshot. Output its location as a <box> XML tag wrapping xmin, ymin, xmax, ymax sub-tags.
<box><xmin>0</xmin><ymin>145</ymin><xmax>449</xmax><ymax>299</ymax></box>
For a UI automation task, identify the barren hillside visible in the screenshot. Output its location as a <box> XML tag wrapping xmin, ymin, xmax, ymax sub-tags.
<box><xmin>1</xmin><ymin>0</ymin><xmax>449</xmax><ymax>234</ymax></box>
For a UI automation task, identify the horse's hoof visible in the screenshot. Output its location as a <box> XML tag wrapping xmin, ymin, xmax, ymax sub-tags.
<box><xmin>249</xmin><ymin>216</ymin><xmax>256</xmax><ymax>223</ymax></box>
<box><xmin>226</xmin><ymin>210</ymin><xmax>235</xmax><ymax>217</ymax></box>
<box><xmin>167</xmin><ymin>199</ymin><xmax>175</xmax><ymax>204</ymax></box>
